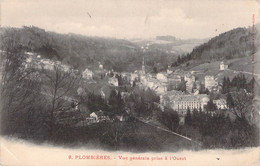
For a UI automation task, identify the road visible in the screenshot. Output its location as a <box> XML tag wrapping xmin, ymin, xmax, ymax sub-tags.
<box><xmin>226</xmin><ymin>68</ymin><xmax>260</xmax><ymax>78</ymax></box>
<box><xmin>135</xmin><ymin>117</ymin><xmax>201</xmax><ymax>146</ymax></box>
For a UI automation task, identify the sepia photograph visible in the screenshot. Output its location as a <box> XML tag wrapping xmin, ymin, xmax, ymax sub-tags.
<box><xmin>0</xmin><ymin>0</ymin><xmax>259</xmax><ymax>165</ymax></box>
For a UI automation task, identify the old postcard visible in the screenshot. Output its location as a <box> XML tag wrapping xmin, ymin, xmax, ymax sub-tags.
<box><xmin>0</xmin><ymin>0</ymin><xmax>259</xmax><ymax>165</ymax></box>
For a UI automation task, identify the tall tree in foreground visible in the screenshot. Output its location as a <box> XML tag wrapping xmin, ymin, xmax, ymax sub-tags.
<box><xmin>0</xmin><ymin>34</ymin><xmax>48</xmax><ymax>138</ymax></box>
<box><xmin>229</xmin><ymin>90</ymin><xmax>253</xmax><ymax>121</ymax></box>
<box><xmin>42</xmin><ymin>64</ymin><xmax>81</xmax><ymax>137</ymax></box>
<box><xmin>185</xmin><ymin>107</ymin><xmax>192</xmax><ymax>126</ymax></box>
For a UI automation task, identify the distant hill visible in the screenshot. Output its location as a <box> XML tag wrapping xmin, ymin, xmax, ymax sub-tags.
<box><xmin>131</xmin><ymin>37</ymin><xmax>207</xmax><ymax>54</ymax></box>
<box><xmin>156</xmin><ymin>35</ymin><xmax>177</xmax><ymax>41</ymax></box>
<box><xmin>1</xmin><ymin>26</ymin><xmax>258</xmax><ymax>73</ymax></box>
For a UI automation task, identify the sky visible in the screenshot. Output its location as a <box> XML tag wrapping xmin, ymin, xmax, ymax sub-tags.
<box><xmin>1</xmin><ymin>0</ymin><xmax>260</xmax><ymax>39</ymax></box>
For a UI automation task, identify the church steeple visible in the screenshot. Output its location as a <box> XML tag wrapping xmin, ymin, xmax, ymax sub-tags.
<box><xmin>142</xmin><ymin>57</ymin><xmax>145</xmax><ymax>73</ymax></box>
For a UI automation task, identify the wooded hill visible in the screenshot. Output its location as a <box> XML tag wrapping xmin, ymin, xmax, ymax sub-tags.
<box><xmin>171</xmin><ymin>25</ymin><xmax>259</xmax><ymax>70</ymax></box>
<box><xmin>0</xmin><ymin>26</ymin><xmax>178</xmax><ymax>72</ymax></box>
<box><xmin>1</xmin><ymin>25</ymin><xmax>258</xmax><ymax>73</ymax></box>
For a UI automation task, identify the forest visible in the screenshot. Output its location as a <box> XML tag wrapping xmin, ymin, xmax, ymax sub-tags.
<box><xmin>172</xmin><ymin>26</ymin><xmax>259</xmax><ymax>67</ymax></box>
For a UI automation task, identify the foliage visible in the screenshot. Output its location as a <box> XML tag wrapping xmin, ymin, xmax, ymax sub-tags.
<box><xmin>184</xmin><ymin>108</ymin><xmax>192</xmax><ymax>126</ymax></box>
<box><xmin>205</xmin><ymin>99</ymin><xmax>217</xmax><ymax>112</ymax></box>
<box><xmin>180</xmin><ymin>111</ymin><xmax>259</xmax><ymax>149</ymax></box>
<box><xmin>158</xmin><ymin>107</ymin><xmax>180</xmax><ymax>132</ymax></box>
<box><xmin>172</xmin><ymin>27</ymin><xmax>258</xmax><ymax>67</ymax></box>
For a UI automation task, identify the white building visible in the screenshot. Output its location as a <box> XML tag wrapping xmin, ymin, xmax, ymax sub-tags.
<box><xmin>185</xmin><ymin>74</ymin><xmax>195</xmax><ymax>93</ymax></box>
<box><xmin>41</xmin><ymin>59</ymin><xmax>54</xmax><ymax>70</ymax></box>
<box><xmin>161</xmin><ymin>93</ymin><xmax>209</xmax><ymax>115</ymax></box>
<box><xmin>82</xmin><ymin>68</ymin><xmax>93</xmax><ymax>79</ymax></box>
<box><xmin>167</xmin><ymin>65</ymin><xmax>173</xmax><ymax>74</ymax></box>
<box><xmin>213</xmin><ymin>99</ymin><xmax>227</xmax><ymax>109</ymax></box>
<box><xmin>90</xmin><ymin>110</ymin><xmax>110</xmax><ymax>122</ymax></box>
<box><xmin>99</xmin><ymin>62</ymin><xmax>103</xmax><ymax>69</ymax></box>
<box><xmin>108</xmin><ymin>77</ymin><xmax>118</xmax><ymax>86</ymax></box>
<box><xmin>220</xmin><ymin>61</ymin><xmax>228</xmax><ymax>71</ymax></box>
<box><xmin>205</xmin><ymin>75</ymin><xmax>217</xmax><ymax>91</ymax></box>
<box><xmin>156</xmin><ymin>73</ymin><xmax>168</xmax><ymax>82</ymax></box>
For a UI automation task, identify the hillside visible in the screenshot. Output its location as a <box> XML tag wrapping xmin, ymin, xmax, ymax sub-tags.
<box><xmin>0</xmin><ymin>26</ymin><xmax>142</xmax><ymax>72</ymax></box>
<box><xmin>171</xmin><ymin>26</ymin><xmax>259</xmax><ymax>73</ymax></box>
<box><xmin>0</xmin><ymin>26</ymin><xmax>179</xmax><ymax>72</ymax></box>
<box><xmin>189</xmin><ymin>26</ymin><xmax>259</xmax><ymax>61</ymax></box>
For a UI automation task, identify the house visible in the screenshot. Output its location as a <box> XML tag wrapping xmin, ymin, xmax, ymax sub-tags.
<box><xmin>213</xmin><ymin>99</ymin><xmax>227</xmax><ymax>109</ymax></box>
<box><xmin>99</xmin><ymin>62</ymin><xmax>103</xmax><ymax>69</ymax></box>
<box><xmin>90</xmin><ymin>110</ymin><xmax>110</xmax><ymax>122</ymax></box>
<box><xmin>62</xmin><ymin>64</ymin><xmax>71</xmax><ymax>72</ymax></box>
<box><xmin>205</xmin><ymin>75</ymin><xmax>217</xmax><ymax>91</ymax></box>
<box><xmin>82</xmin><ymin>68</ymin><xmax>93</xmax><ymax>79</ymax></box>
<box><xmin>115</xmin><ymin>115</ymin><xmax>128</xmax><ymax>122</ymax></box>
<box><xmin>130</xmin><ymin>73</ymin><xmax>138</xmax><ymax>84</ymax></box>
<box><xmin>100</xmin><ymin>90</ymin><xmax>106</xmax><ymax>99</ymax></box>
<box><xmin>156</xmin><ymin>73</ymin><xmax>168</xmax><ymax>82</ymax></box>
<box><xmin>185</xmin><ymin>74</ymin><xmax>195</xmax><ymax>93</ymax></box>
<box><xmin>167</xmin><ymin>65</ymin><xmax>173</xmax><ymax>74</ymax></box>
<box><xmin>220</xmin><ymin>61</ymin><xmax>228</xmax><ymax>71</ymax></box>
<box><xmin>41</xmin><ymin>59</ymin><xmax>54</xmax><ymax>70</ymax></box>
<box><xmin>108</xmin><ymin>76</ymin><xmax>118</xmax><ymax>86</ymax></box>
<box><xmin>168</xmin><ymin>75</ymin><xmax>182</xmax><ymax>90</ymax></box>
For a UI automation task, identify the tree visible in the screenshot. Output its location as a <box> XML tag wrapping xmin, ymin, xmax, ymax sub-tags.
<box><xmin>185</xmin><ymin>107</ymin><xmax>192</xmax><ymax>126</ymax></box>
<box><xmin>205</xmin><ymin>99</ymin><xmax>217</xmax><ymax>112</ymax></box>
<box><xmin>42</xmin><ymin>64</ymin><xmax>80</xmax><ymax>137</ymax></box>
<box><xmin>153</xmin><ymin>66</ymin><xmax>158</xmax><ymax>74</ymax></box>
<box><xmin>229</xmin><ymin>90</ymin><xmax>253</xmax><ymax>120</ymax></box>
<box><xmin>176</xmin><ymin>77</ymin><xmax>186</xmax><ymax>92</ymax></box>
<box><xmin>226</xmin><ymin>93</ymin><xmax>234</xmax><ymax>109</ymax></box>
<box><xmin>108</xmin><ymin>89</ymin><xmax>125</xmax><ymax>114</ymax></box>
<box><xmin>246</xmin><ymin>77</ymin><xmax>255</xmax><ymax>93</ymax></box>
<box><xmin>132</xmin><ymin>80</ymin><xmax>136</xmax><ymax>87</ymax></box>
<box><xmin>161</xmin><ymin>107</ymin><xmax>180</xmax><ymax>131</ymax></box>
<box><xmin>0</xmin><ymin>38</ymin><xmax>48</xmax><ymax>138</ymax></box>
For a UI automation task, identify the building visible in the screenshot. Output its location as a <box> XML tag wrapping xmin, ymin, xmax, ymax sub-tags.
<box><xmin>184</xmin><ymin>74</ymin><xmax>195</xmax><ymax>93</ymax></box>
<box><xmin>154</xmin><ymin>83</ymin><xmax>167</xmax><ymax>95</ymax></box>
<box><xmin>131</xmin><ymin>73</ymin><xmax>138</xmax><ymax>81</ymax></box>
<box><xmin>108</xmin><ymin>76</ymin><xmax>118</xmax><ymax>86</ymax></box>
<box><xmin>213</xmin><ymin>99</ymin><xmax>227</xmax><ymax>109</ymax></box>
<box><xmin>220</xmin><ymin>61</ymin><xmax>228</xmax><ymax>71</ymax></box>
<box><xmin>100</xmin><ymin>89</ymin><xmax>106</xmax><ymax>99</ymax></box>
<box><xmin>168</xmin><ymin>75</ymin><xmax>182</xmax><ymax>90</ymax></box>
<box><xmin>82</xmin><ymin>68</ymin><xmax>93</xmax><ymax>79</ymax></box>
<box><xmin>139</xmin><ymin>57</ymin><xmax>146</xmax><ymax>75</ymax></box>
<box><xmin>41</xmin><ymin>59</ymin><xmax>55</xmax><ymax>70</ymax></box>
<box><xmin>161</xmin><ymin>93</ymin><xmax>209</xmax><ymax>115</ymax></box>
<box><xmin>156</xmin><ymin>73</ymin><xmax>168</xmax><ymax>82</ymax></box>
<box><xmin>205</xmin><ymin>75</ymin><xmax>217</xmax><ymax>91</ymax></box>
<box><xmin>90</xmin><ymin>110</ymin><xmax>110</xmax><ymax>122</ymax></box>
<box><xmin>167</xmin><ymin>65</ymin><xmax>173</xmax><ymax>74</ymax></box>
<box><xmin>99</xmin><ymin>62</ymin><xmax>103</xmax><ymax>69</ymax></box>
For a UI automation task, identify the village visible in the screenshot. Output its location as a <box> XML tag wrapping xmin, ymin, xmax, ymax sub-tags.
<box><xmin>22</xmin><ymin>51</ymin><xmax>233</xmax><ymax>127</ymax></box>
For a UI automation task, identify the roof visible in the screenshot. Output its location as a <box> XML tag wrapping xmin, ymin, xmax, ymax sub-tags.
<box><xmin>164</xmin><ymin>90</ymin><xmax>185</xmax><ymax>97</ymax></box>
<box><xmin>91</xmin><ymin>110</ymin><xmax>104</xmax><ymax>116</ymax></box>
<box><xmin>213</xmin><ymin>99</ymin><xmax>226</xmax><ymax>105</ymax></box>
<box><xmin>171</xmin><ymin>94</ymin><xmax>209</xmax><ymax>102</ymax></box>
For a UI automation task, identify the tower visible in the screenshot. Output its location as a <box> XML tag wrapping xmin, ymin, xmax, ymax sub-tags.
<box><xmin>142</xmin><ymin>57</ymin><xmax>145</xmax><ymax>73</ymax></box>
